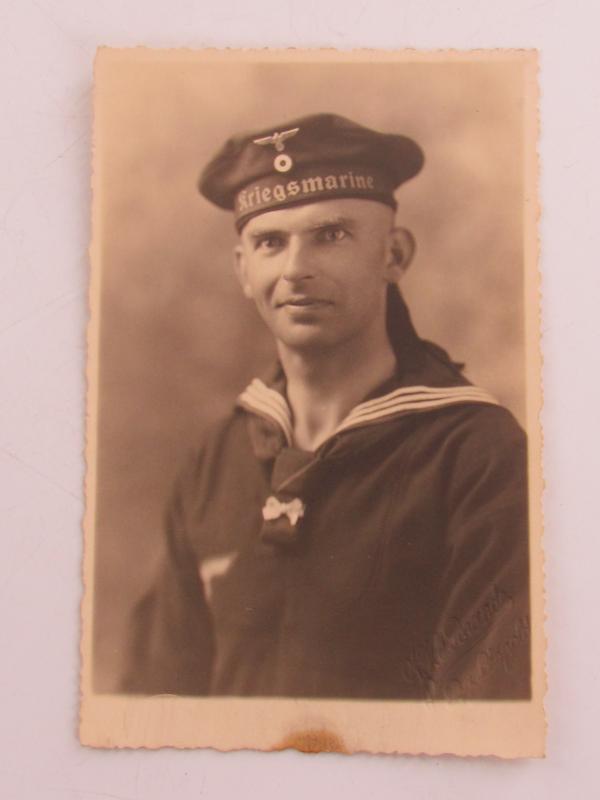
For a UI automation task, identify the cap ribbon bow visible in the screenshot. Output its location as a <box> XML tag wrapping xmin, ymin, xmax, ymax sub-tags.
<box><xmin>262</xmin><ymin>496</ymin><xmax>305</xmax><ymax>527</ymax></box>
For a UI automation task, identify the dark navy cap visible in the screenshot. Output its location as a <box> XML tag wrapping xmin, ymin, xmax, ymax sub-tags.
<box><xmin>198</xmin><ymin>113</ymin><xmax>424</xmax><ymax>231</ymax></box>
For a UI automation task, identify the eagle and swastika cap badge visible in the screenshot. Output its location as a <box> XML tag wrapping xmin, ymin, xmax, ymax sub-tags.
<box><xmin>252</xmin><ymin>127</ymin><xmax>299</xmax><ymax>173</ymax></box>
<box><xmin>198</xmin><ymin>113</ymin><xmax>424</xmax><ymax>231</ymax></box>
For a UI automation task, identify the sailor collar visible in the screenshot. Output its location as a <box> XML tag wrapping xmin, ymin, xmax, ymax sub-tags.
<box><xmin>236</xmin><ymin>367</ymin><xmax>498</xmax><ymax>450</ymax></box>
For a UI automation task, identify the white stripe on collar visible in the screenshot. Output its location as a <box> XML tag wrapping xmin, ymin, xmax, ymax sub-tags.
<box><xmin>237</xmin><ymin>378</ymin><xmax>498</xmax><ymax>447</ymax></box>
<box><xmin>238</xmin><ymin>379</ymin><xmax>294</xmax><ymax>444</ymax></box>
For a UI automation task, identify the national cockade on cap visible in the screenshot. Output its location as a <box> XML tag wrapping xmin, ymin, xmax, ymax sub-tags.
<box><xmin>199</xmin><ymin>113</ymin><xmax>425</xmax><ymax>231</ymax></box>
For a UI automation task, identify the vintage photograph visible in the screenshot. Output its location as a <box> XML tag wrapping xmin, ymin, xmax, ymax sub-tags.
<box><xmin>81</xmin><ymin>49</ymin><xmax>544</xmax><ymax>755</ymax></box>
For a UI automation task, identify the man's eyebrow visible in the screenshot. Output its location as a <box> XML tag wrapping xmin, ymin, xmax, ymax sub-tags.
<box><xmin>306</xmin><ymin>216</ymin><xmax>356</xmax><ymax>231</ymax></box>
<box><xmin>247</xmin><ymin>227</ymin><xmax>287</xmax><ymax>241</ymax></box>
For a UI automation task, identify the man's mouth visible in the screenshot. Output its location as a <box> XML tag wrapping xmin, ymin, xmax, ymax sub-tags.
<box><xmin>277</xmin><ymin>297</ymin><xmax>332</xmax><ymax>308</ymax></box>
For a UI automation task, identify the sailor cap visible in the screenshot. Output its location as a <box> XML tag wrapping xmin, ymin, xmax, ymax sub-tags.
<box><xmin>199</xmin><ymin>113</ymin><xmax>424</xmax><ymax>230</ymax></box>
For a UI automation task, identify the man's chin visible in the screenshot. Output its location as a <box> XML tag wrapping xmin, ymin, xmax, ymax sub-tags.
<box><xmin>272</xmin><ymin>324</ymin><xmax>338</xmax><ymax>353</ymax></box>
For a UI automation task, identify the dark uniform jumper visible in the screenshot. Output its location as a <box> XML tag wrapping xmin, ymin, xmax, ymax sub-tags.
<box><xmin>123</xmin><ymin>291</ymin><xmax>530</xmax><ymax>700</ymax></box>
<box><xmin>121</xmin><ymin>113</ymin><xmax>530</xmax><ymax>701</ymax></box>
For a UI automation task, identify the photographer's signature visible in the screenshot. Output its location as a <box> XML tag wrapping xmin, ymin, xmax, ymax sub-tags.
<box><xmin>398</xmin><ymin>584</ymin><xmax>530</xmax><ymax>698</ymax></box>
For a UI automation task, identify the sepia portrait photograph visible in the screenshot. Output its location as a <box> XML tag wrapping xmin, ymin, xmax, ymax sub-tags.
<box><xmin>81</xmin><ymin>48</ymin><xmax>544</xmax><ymax>756</ymax></box>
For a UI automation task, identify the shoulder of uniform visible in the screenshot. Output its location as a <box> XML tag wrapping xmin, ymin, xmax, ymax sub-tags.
<box><xmin>174</xmin><ymin>407</ymin><xmax>248</xmax><ymax>477</ymax></box>
<box><xmin>442</xmin><ymin>402</ymin><xmax>527</xmax><ymax>479</ymax></box>
<box><xmin>452</xmin><ymin>401</ymin><xmax>525</xmax><ymax>442</ymax></box>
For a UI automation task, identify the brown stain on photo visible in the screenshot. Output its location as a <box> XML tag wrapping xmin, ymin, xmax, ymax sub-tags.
<box><xmin>274</xmin><ymin>728</ymin><xmax>347</xmax><ymax>754</ymax></box>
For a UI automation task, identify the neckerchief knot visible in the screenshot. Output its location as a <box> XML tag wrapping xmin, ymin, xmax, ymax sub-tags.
<box><xmin>262</xmin><ymin>496</ymin><xmax>305</xmax><ymax>526</ymax></box>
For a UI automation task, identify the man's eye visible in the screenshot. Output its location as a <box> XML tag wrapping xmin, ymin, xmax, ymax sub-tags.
<box><xmin>319</xmin><ymin>227</ymin><xmax>347</xmax><ymax>243</ymax></box>
<box><xmin>256</xmin><ymin>236</ymin><xmax>284</xmax><ymax>251</ymax></box>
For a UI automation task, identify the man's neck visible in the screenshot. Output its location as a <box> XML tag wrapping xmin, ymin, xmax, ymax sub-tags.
<box><xmin>279</xmin><ymin>328</ymin><xmax>397</xmax><ymax>452</ymax></box>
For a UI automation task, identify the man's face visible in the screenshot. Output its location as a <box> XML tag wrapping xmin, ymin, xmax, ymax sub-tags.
<box><xmin>235</xmin><ymin>198</ymin><xmax>400</xmax><ymax>353</ymax></box>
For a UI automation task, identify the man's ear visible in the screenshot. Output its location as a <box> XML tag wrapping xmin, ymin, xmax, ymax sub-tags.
<box><xmin>385</xmin><ymin>227</ymin><xmax>416</xmax><ymax>283</ymax></box>
<box><xmin>233</xmin><ymin>244</ymin><xmax>253</xmax><ymax>299</ymax></box>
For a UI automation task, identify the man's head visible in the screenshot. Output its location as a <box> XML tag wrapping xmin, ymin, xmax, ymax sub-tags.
<box><xmin>199</xmin><ymin>113</ymin><xmax>423</xmax><ymax>354</ymax></box>
<box><xmin>233</xmin><ymin>197</ymin><xmax>415</xmax><ymax>352</ymax></box>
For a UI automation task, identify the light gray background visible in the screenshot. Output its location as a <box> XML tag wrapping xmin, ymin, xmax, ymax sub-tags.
<box><xmin>0</xmin><ymin>1</ymin><xmax>597</xmax><ymax>797</ymax></box>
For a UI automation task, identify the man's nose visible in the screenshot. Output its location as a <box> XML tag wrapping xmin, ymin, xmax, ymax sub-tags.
<box><xmin>281</xmin><ymin>239</ymin><xmax>316</xmax><ymax>282</ymax></box>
